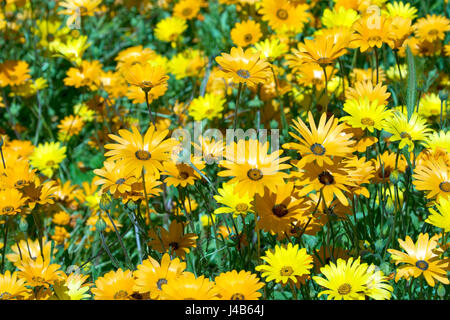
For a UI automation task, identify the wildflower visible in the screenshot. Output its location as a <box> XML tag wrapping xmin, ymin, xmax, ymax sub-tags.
<box><xmin>214</xmin><ymin>270</ymin><xmax>264</xmax><ymax>300</ymax></box>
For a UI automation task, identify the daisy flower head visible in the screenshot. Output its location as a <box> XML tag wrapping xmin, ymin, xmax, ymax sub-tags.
<box><xmin>341</xmin><ymin>97</ymin><xmax>392</xmax><ymax>133</ymax></box>
<box><xmin>104</xmin><ymin>125</ymin><xmax>179</xmax><ymax>178</ymax></box>
<box><xmin>29</xmin><ymin>142</ymin><xmax>67</xmax><ymax>177</ymax></box>
<box><xmin>388</xmin><ymin>233</ymin><xmax>449</xmax><ymax>287</ymax></box>
<box><xmin>255</xmin><ymin>243</ymin><xmax>313</xmax><ymax>285</ymax></box>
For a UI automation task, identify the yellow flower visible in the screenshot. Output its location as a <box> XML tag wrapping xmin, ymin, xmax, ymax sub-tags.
<box><xmin>213</xmin><ymin>182</ymin><xmax>254</xmax><ymax>217</ymax></box>
<box><xmin>255</xmin><ymin>243</ymin><xmax>313</xmax><ymax>284</ymax></box>
<box><xmin>58</xmin><ymin>0</ymin><xmax>103</xmax><ymax>26</ymax></box>
<box><xmin>50</xmin><ymin>35</ymin><xmax>90</xmax><ymax>66</ymax></box>
<box><xmin>160</xmin><ymin>272</ymin><xmax>219</xmax><ymax>300</ymax></box>
<box><xmin>322</xmin><ymin>7</ymin><xmax>360</xmax><ymax>29</ymax></box>
<box><xmin>29</xmin><ymin>142</ymin><xmax>67</xmax><ymax>177</ymax></box>
<box><xmin>0</xmin><ymin>271</ymin><xmax>29</xmax><ymax>300</ymax></box>
<box><xmin>388</xmin><ymin>233</ymin><xmax>449</xmax><ymax>287</ymax></box>
<box><xmin>214</xmin><ymin>270</ymin><xmax>264</xmax><ymax>300</ymax></box>
<box><xmin>92</xmin><ymin>268</ymin><xmax>135</xmax><ymax>300</ymax></box>
<box><xmin>426</xmin><ymin>197</ymin><xmax>450</xmax><ymax>232</ymax></box>
<box><xmin>154</xmin><ymin>16</ymin><xmax>187</xmax><ymax>44</ymax></box>
<box><xmin>230</xmin><ymin>20</ymin><xmax>262</xmax><ymax>48</ymax></box>
<box><xmin>341</xmin><ymin>97</ymin><xmax>392</xmax><ymax>133</ymax></box>
<box><xmin>188</xmin><ymin>93</ymin><xmax>225</xmax><ymax>121</ymax></box>
<box><xmin>17</xmin><ymin>255</ymin><xmax>64</xmax><ymax>288</ymax></box>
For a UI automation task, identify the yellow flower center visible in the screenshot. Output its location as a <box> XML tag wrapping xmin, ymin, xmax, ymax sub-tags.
<box><xmin>2</xmin><ymin>206</ymin><xmax>14</xmax><ymax>214</ymax></box>
<box><xmin>32</xmin><ymin>276</ymin><xmax>45</xmax><ymax>284</ymax></box>
<box><xmin>235</xmin><ymin>203</ymin><xmax>249</xmax><ymax>212</ymax></box>
<box><xmin>46</xmin><ymin>160</ymin><xmax>55</xmax><ymax>167</ymax></box>
<box><xmin>244</xmin><ymin>33</ymin><xmax>253</xmax><ymax>43</ymax></box>
<box><xmin>361</xmin><ymin>117</ymin><xmax>375</xmax><ymax>126</ymax></box>
<box><xmin>231</xmin><ymin>293</ymin><xmax>245</xmax><ymax>300</ymax></box>
<box><xmin>337</xmin><ymin>283</ymin><xmax>352</xmax><ymax>295</ymax></box>
<box><xmin>439</xmin><ymin>181</ymin><xmax>450</xmax><ymax>192</ymax></box>
<box><xmin>247</xmin><ymin>168</ymin><xmax>263</xmax><ymax>181</ymax></box>
<box><xmin>400</xmin><ymin>132</ymin><xmax>412</xmax><ymax>140</ymax></box>
<box><xmin>0</xmin><ymin>292</ymin><xmax>12</xmax><ymax>300</ymax></box>
<box><xmin>310</xmin><ymin>143</ymin><xmax>326</xmax><ymax>156</ymax></box>
<box><xmin>9</xmin><ymin>75</ymin><xmax>18</xmax><ymax>81</ymax></box>
<box><xmin>272</xmin><ymin>203</ymin><xmax>289</xmax><ymax>217</ymax></box>
<box><xmin>157</xmin><ymin>278</ymin><xmax>168</xmax><ymax>290</ymax></box>
<box><xmin>237</xmin><ymin>69</ymin><xmax>251</xmax><ymax>79</ymax></box>
<box><xmin>276</xmin><ymin>9</ymin><xmax>289</xmax><ymax>20</ymax></box>
<box><xmin>367</xmin><ymin>36</ymin><xmax>382</xmax><ymax>43</ymax></box>
<box><xmin>135</xmin><ymin>150</ymin><xmax>151</xmax><ymax>160</ymax></box>
<box><xmin>318</xmin><ymin>171</ymin><xmax>335</xmax><ymax>185</ymax></box>
<box><xmin>114</xmin><ymin>290</ymin><xmax>129</xmax><ymax>300</ymax></box>
<box><xmin>280</xmin><ymin>266</ymin><xmax>294</xmax><ymax>276</ymax></box>
<box><xmin>415</xmin><ymin>260</ymin><xmax>429</xmax><ymax>271</ymax></box>
<box><xmin>79</xmin><ymin>6</ymin><xmax>88</xmax><ymax>15</ymax></box>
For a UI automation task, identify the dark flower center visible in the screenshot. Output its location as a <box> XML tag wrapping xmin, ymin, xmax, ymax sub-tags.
<box><xmin>428</xmin><ymin>29</ymin><xmax>438</xmax><ymax>36</ymax></box>
<box><xmin>378</xmin><ymin>168</ymin><xmax>392</xmax><ymax>179</ymax></box>
<box><xmin>231</xmin><ymin>293</ymin><xmax>245</xmax><ymax>300</ymax></box>
<box><xmin>247</xmin><ymin>168</ymin><xmax>263</xmax><ymax>181</ymax></box>
<box><xmin>272</xmin><ymin>204</ymin><xmax>289</xmax><ymax>217</ymax></box>
<box><xmin>337</xmin><ymin>283</ymin><xmax>352</xmax><ymax>295</ymax></box>
<box><xmin>135</xmin><ymin>150</ymin><xmax>151</xmax><ymax>160</ymax></box>
<box><xmin>415</xmin><ymin>260</ymin><xmax>429</xmax><ymax>271</ymax></box>
<box><xmin>2</xmin><ymin>206</ymin><xmax>14</xmax><ymax>214</ymax></box>
<box><xmin>157</xmin><ymin>278</ymin><xmax>168</xmax><ymax>290</ymax></box>
<box><xmin>244</xmin><ymin>34</ymin><xmax>253</xmax><ymax>43</ymax></box>
<box><xmin>237</xmin><ymin>69</ymin><xmax>251</xmax><ymax>79</ymax></box>
<box><xmin>114</xmin><ymin>290</ymin><xmax>128</xmax><ymax>300</ymax></box>
<box><xmin>115</xmin><ymin>178</ymin><xmax>126</xmax><ymax>185</ymax></box>
<box><xmin>318</xmin><ymin>171</ymin><xmax>335</xmax><ymax>185</ymax></box>
<box><xmin>169</xmin><ymin>241</ymin><xmax>179</xmax><ymax>250</ymax></box>
<box><xmin>46</xmin><ymin>160</ymin><xmax>55</xmax><ymax>166</ymax></box>
<box><xmin>368</xmin><ymin>36</ymin><xmax>382</xmax><ymax>43</ymax></box>
<box><xmin>178</xmin><ymin>171</ymin><xmax>190</xmax><ymax>180</ymax></box>
<box><xmin>310</xmin><ymin>143</ymin><xmax>326</xmax><ymax>156</ymax></box>
<box><xmin>280</xmin><ymin>266</ymin><xmax>294</xmax><ymax>276</ymax></box>
<box><xmin>0</xmin><ymin>292</ymin><xmax>12</xmax><ymax>300</ymax></box>
<box><xmin>182</xmin><ymin>8</ymin><xmax>193</xmax><ymax>17</ymax></box>
<box><xmin>276</xmin><ymin>9</ymin><xmax>289</xmax><ymax>20</ymax></box>
<box><xmin>400</xmin><ymin>132</ymin><xmax>412</xmax><ymax>140</ymax></box>
<box><xmin>47</xmin><ymin>34</ymin><xmax>55</xmax><ymax>42</ymax></box>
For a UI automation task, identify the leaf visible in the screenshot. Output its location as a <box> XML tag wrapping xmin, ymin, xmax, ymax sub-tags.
<box><xmin>405</xmin><ymin>46</ymin><xmax>416</xmax><ymax>121</ymax></box>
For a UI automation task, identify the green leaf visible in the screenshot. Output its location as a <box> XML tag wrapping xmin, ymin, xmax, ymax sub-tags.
<box><xmin>405</xmin><ymin>46</ymin><xmax>416</xmax><ymax>121</ymax></box>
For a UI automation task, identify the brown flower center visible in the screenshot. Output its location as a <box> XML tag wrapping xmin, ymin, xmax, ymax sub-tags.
<box><xmin>32</xmin><ymin>276</ymin><xmax>45</xmax><ymax>283</ymax></box>
<box><xmin>182</xmin><ymin>7</ymin><xmax>193</xmax><ymax>17</ymax></box>
<box><xmin>276</xmin><ymin>9</ymin><xmax>289</xmax><ymax>20</ymax></box>
<box><xmin>280</xmin><ymin>266</ymin><xmax>294</xmax><ymax>276</ymax></box>
<box><xmin>337</xmin><ymin>283</ymin><xmax>352</xmax><ymax>295</ymax></box>
<box><xmin>318</xmin><ymin>171</ymin><xmax>335</xmax><ymax>185</ymax></box>
<box><xmin>244</xmin><ymin>34</ymin><xmax>253</xmax><ymax>43</ymax></box>
<box><xmin>361</xmin><ymin>117</ymin><xmax>375</xmax><ymax>126</ymax></box>
<box><xmin>247</xmin><ymin>168</ymin><xmax>263</xmax><ymax>181</ymax></box>
<box><xmin>235</xmin><ymin>203</ymin><xmax>249</xmax><ymax>212</ymax></box>
<box><xmin>415</xmin><ymin>260</ymin><xmax>429</xmax><ymax>271</ymax></box>
<box><xmin>135</xmin><ymin>150</ymin><xmax>151</xmax><ymax>160</ymax></box>
<box><xmin>378</xmin><ymin>168</ymin><xmax>391</xmax><ymax>179</ymax></box>
<box><xmin>114</xmin><ymin>290</ymin><xmax>129</xmax><ymax>300</ymax></box>
<box><xmin>14</xmin><ymin>180</ymin><xmax>25</xmax><ymax>187</ymax></box>
<box><xmin>46</xmin><ymin>160</ymin><xmax>55</xmax><ymax>167</ymax></box>
<box><xmin>47</xmin><ymin>34</ymin><xmax>55</xmax><ymax>42</ymax></box>
<box><xmin>237</xmin><ymin>69</ymin><xmax>251</xmax><ymax>79</ymax></box>
<box><xmin>317</xmin><ymin>57</ymin><xmax>333</xmax><ymax>66</ymax></box>
<box><xmin>439</xmin><ymin>181</ymin><xmax>450</xmax><ymax>192</ymax></box>
<box><xmin>79</xmin><ymin>6</ymin><xmax>88</xmax><ymax>15</ymax></box>
<box><xmin>178</xmin><ymin>171</ymin><xmax>190</xmax><ymax>180</ymax></box>
<box><xmin>310</xmin><ymin>143</ymin><xmax>326</xmax><ymax>156</ymax></box>
<box><xmin>428</xmin><ymin>29</ymin><xmax>438</xmax><ymax>36</ymax></box>
<box><xmin>157</xmin><ymin>278</ymin><xmax>168</xmax><ymax>290</ymax></box>
<box><xmin>272</xmin><ymin>204</ymin><xmax>289</xmax><ymax>217</ymax></box>
<box><xmin>169</xmin><ymin>241</ymin><xmax>179</xmax><ymax>250</ymax></box>
<box><xmin>141</xmin><ymin>80</ymin><xmax>154</xmax><ymax>88</ymax></box>
<box><xmin>231</xmin><ymin>293</ymin><xmax>245</xmax><ymax>300</ymax></box>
